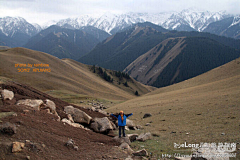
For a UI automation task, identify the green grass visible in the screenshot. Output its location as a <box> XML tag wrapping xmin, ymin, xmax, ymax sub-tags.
<box><xmin>115</xmin><ymin>129</ymin><xmax>193</xmax><ymax>159</ymax></box>
<box><xmin>46</xmin><ymin>90</ymin><xmax>125</xmax><ymax>107</ymax></box>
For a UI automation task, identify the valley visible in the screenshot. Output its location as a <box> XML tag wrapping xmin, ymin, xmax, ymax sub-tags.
<box><xmin>0</xmin><ymin>7</ymin><xmax>240</xmax><ymax>160</ymax></box>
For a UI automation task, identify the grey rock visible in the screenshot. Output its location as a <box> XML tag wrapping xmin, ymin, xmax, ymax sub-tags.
<box><xmin>61</xmin><ymin>118</ymin><xmax>84</xmax><ymax>128</ymax></box>
<box><xmin>136</xmin><ymin>132</ymin><xmax>152</xmax><ymax>142</ymax></box>
<box><xmin>117</xmin><ymin>119</ymin><xmax>135</xmax><ymax>128</ymax></box>
<box><xmin>0</xmin><ymin>122</ymin><xmax>16</xmax><ymax>135</ymax></box>
<box><xmin>45</xmin><ymin>99</ymin><xmax>56</xmax><ymax>114</ymax></box>
<box><xmin>64</xmin><ymin>106</ymin><xmax>92</xmax><ymax>124</ymax></box>
<box><xmin>113</xmin><ymin>136</ymin><xmax>131</xmax><ymax>145</ymax></box>
<box><xmin>90</xmin><ymin>117</ymin><xmax>113</xmax><ymax>132</ymax></box>
<box><xmin>119</xmin><ymin>142</ymin><xmax>133</xmax><ymax>154</ymax></box>
<box><xmin>127</xmin><ymin>134</ymin><xmax>138</xmax><ymax>142</ymax></box>
<box><xmin>74</xmin><ymin>145</ymin><xmax>79</xmax><ymax>151</ymax></box>
<box><xmin>1</xmin><ymin>89</ymin><xmax>14</xmax><ymax>100</ymax></box>
<box><xmin>66</xmin><ymin>139</ymin><xmax>74</xmax><ymax>147</ymax></box>
<box><xmin>16</xmin><ymin>99</ymin><xmax>44</xmax><ymax>110</ymax></box>
<box><xmin>143</xmin><ymin>113</ymin><xmax>152</xmax><ymax>118</ymax></box>
<box><xmin>136</xmin><ymin>125</ymin><xmax>143</xmax><ymax>129</ymax></box>
<box><xmin>132</xmin><ymin>149</ymin><xmax>148</xmax><ymax>156</ymax></box>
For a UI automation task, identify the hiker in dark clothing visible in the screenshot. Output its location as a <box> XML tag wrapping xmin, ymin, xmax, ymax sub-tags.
<box><xmin>111</xmin><ymin>111</ymin><xmax>133</xmax><ymax>137</ymax></box>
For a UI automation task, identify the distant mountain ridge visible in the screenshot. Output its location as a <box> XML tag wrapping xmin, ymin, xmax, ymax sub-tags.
<box><xmin>42</xmin><ymin>9</ymin><xmax>232</xmax><ymax>34</ymax></box>
<box><xmin>203</xmin><ymin>15</ymin><xmax>240</xmax><ymax>39</ymax></box>
<box><xmin>0</xmin><ymin>8</ymin><xmax>240</xmax><ymax>49</ymax></box>
<box><xmin>0</xmin><ymin>17</ymin><xmax>41</xmax><ymax>47</ymax></box>
<box><xmin>124</xmin><ymin>37</ymin><xmax>240</xmax><ymax>87</ymax></box>
<box><xmin>79</xmin><ymin>22</ymin><xmax>240</xmax><ymax>71</ymax></box>
<box><xmin>24</xmin><ymin>25</ymin><xmax>104</xmax><ymax>60</ymax></box>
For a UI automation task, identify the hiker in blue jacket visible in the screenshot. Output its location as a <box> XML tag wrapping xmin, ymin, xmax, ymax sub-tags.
<box><xmin>111</xmin><ymin>111</ymin><xmax>133</xmax><ymax>138</ymax></box>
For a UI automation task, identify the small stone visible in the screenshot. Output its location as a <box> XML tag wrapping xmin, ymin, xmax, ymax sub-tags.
<box><xmin>74</xmin><ymin>145</ymin><xmax>78</xmax><ymax>151</ymax></box>
<box><xmin>12</xmin><ymin>142</ymin><xmax>25</xmax><ymax>153</ymax></box>
<box><xmin>26</xmin><ymin>156</ymin><xmax>30</xmax><ymax>160</ymax></box>
<box><xmin>25</xmin><ymin>140</ymin><xmax>31</xmax><ymax>143</ymax></box>
<box><xmin>145</xmin><ymin>123</ymin><xmax>151</xmax><ymax>126</ymax></box>
<box><xmin>127</xmin><ymin>134</ymin><xmax>138</xmax><ymax>142</ymax></box>
<box><xmin>221</xmin><ymin>133</ymin><xmax>225</xmax><ymax>135</ymax></box>
<box><xmin>0</xmin><ymin>122</ymin><xmax>16</xmax><ymax>135</ymax></box>
<box><xmin>136</xmin><ymin>125</ymin><xmax>143</xmax><ymax>129</ymax></box>
<box><xmin>143</xmin><ymin>113</ymin><xmax>152</xmax><ymax>118</ymax></box>
<box><xmin>66</xmin><ymin>139</ymin><xmax>74</xmax><ymax>147</ymax></box>
<box><xmin>23</xmin><ymin>110</ymin><xmax>30</xmax><ymax>114</ymax></box>
<box><xmin>132</xmin><ymin>149</ymin><xmax>148</xmax><ymax>156</ymax></box>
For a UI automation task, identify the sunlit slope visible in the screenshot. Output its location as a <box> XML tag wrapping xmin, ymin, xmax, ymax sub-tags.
<box><xmin>0</xmin><ymin>47</ymin><xmax>151</xmax><ymax>100</ymax></box>
<box><xmin>107</xmin><ymin>58</ymin><xmax>240</xmax><ymax>144</ymax></box>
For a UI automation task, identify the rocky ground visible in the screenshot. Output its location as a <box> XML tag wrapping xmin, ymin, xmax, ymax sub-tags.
<box><xmin>0</xmin><ymin>82</ymin><xmax>131</xmax><ymax>160</ymax></box>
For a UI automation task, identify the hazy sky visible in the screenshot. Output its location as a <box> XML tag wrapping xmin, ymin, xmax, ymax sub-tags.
<box><xmin>0</xmin><ymin>0</ymin><xmax>239</xmax><ymax>25</ymax></box>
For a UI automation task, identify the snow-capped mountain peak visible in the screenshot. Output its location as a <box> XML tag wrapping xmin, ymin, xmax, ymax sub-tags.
<box><xmin>230</xmin><ymin>15</ymin><xmax>240</xmax><ymax>27</ymax></box>
<box><xmin>0</xmin><ymin>16</ymin><xmax>40</xmax><ymax>37</ymax></box>
<box><xmin>162</xmin><ymin>8</ymin><xmax>231</xmax><ymax>31</ymax></box>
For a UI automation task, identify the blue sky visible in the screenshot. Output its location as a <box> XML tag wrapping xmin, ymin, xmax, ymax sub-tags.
<box><xmin>0</xmin><ymin>0</ymin><xmax>239</xmax><ymax>25</ymax></box>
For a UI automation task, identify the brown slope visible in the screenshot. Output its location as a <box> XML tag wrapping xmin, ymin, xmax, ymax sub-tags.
<box><xmin>107</xmin><ymin>58</ymin><xmax>240</xmax><ymax>153</ymax></box>
<box><xmin>62</xmin><ymin>59</ymin><xmax>155</xmax><ymax>97</ymax></box>
<box><xmin>0</xmin><ymin>82</ymin><xmax>128</xmax><ymax>160</ymax></box>
<box><xmin>0</xmin><ymin>47</ymin><xmax>151</xmax><ymax>101</ymax></box>
<box><xmin>124</xmin><ymin>37</ymin><xmax>185</xmax><ymax>85</ymax></box>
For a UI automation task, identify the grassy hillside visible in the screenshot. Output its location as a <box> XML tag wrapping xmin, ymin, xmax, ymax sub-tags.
<box><xmin>0</xmin><ymin>47</ymin><xmax>153</xmax><ymax>103</ymax></box>
<box><xmin>106</xmin><ymin>58</ymin><xmax>240</xmax><ymax>156</ymax></box>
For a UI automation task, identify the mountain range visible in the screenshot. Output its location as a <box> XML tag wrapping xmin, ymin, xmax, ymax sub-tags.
<box><xmin>78</xmin><ymin>23</ymin><xmax>240</xmax><ymax>87</ymax></box>
<box><xmin>124</xmin><ymin>36</ymin><xmax>240</xmax><ymax>87</ymax></box>
<box><xmin>1</xmin><ymin>8</ymin><xmax>240</xmax><ymax>88</ymax></box>
<box><xmin>23</xmin><ymin>25</ymin><xmax>109</xmax><ymax>60</ymax></box>
<box><xmin>0</xmin><ymin>8</ymin><xmax>240</xmax><ymax>48</ymax></box>
<box><xmin>0</xmin><ymin>17</ymin><xmax>41</xmax><ymax>47</ymax></box>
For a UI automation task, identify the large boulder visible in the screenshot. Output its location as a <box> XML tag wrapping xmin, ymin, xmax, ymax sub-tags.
<box><xmin>116</xmin><ymin>119</ymin><xmax>135</xmax><ymax>129</ymax></box>
<box><xmin>64</xmin><ymin>106</ymin><xmax>92</xmax><ymax>124</ymax></box>
<box><xmin>1</xmin><ymin>89</ymin><xmax>14</xmax><ymax>100</ymax></box>
<box><xmin>16</xmin><ymin>99</ymin><xmax>44</xmax><ymax>110</ymax></box>
<box><xmin>132</xmin><ymin>149</ymin><xmax>148</xmax><ymax>156</ymax></box>
<box><xmin>119</xmin><ymin>142</ymin><xmax>134</xmax><ymax>154</ymax></box>
<box><xmin>126</xmin><ymin>119</ymin><xmax>135</xmax><ymax>128</ymax></box>
<box><xmin>136</xmin><ymin>132</ymin><xmax>152</xmax><ymax>142</ymax></box>
<box><xmin>96</xmin><ymin>109</ymin><xmax>108</xmax><ymax>116</ymax></box>
<box><xmin>113</xmin><ymin>136</ymin><xmax>131</xmax><ymax>145</ymax></box>
<box><xmin>61</xmin><ymin>118</ymin><xmax>84</xmax><ymax>129</ymax></box>
<box><xmin>45</xmin><ymin>99</ymin><xmax>56</xmax><ymax>114</ymax></box>
<box><xmin>12</xmin><ymin>142</ymin><xmax>25</xmax><ymax>153</ymax></box>
<box><xmin>90</xmin><ymin>117</ymin><xmax>113</xmax><ymax>133</ymax></box>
